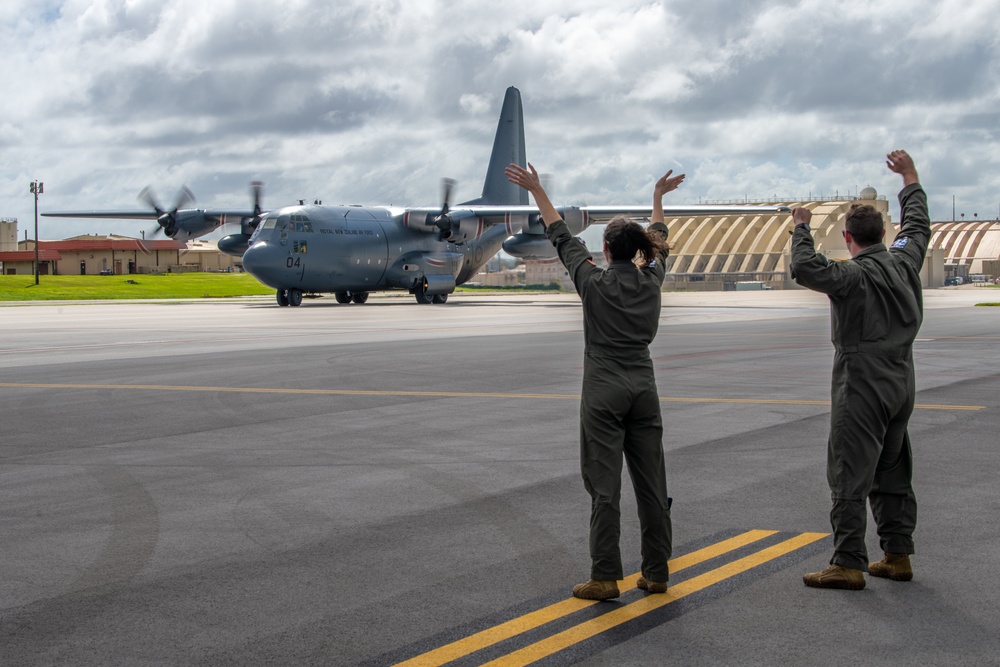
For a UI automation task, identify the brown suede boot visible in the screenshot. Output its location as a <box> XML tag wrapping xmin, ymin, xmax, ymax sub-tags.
<box><xmin>803</xmin><ymin>564</ymin><xmax>866</xmax><ymax>590</ymax></box>
<box><xmin>868</xmin><ymin>553</ymin><xmax>913</xmax><ymax>581</ymax></box>
<box><xmin>572</xmin><ymin>579</ymin><xmax>620</xmax><ymax>600</ymax></box>
<box><xmin>636</xmin><ymin>577</ymin><xmax>668</xmax><ymax>594</ymax></box>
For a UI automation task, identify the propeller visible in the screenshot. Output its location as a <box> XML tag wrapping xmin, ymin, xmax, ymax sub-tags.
<box><xmin>433</xmin><ymin>178</ymin><xmax>457</xmax><ymax>240</ymax></box>
<box><xmin>218</xmin><ymin>181</ymin><xmax>267</xmax><ymax>256</ymax></box>
<box><xmin>241</xmin><ymin>181</ymin><xmax>265</xmax><ymax>235</ymax></box>
<box><xmin>138</xmin><ymin>185</ymin><xmax>195</xmax><ymax>238</ymax></box>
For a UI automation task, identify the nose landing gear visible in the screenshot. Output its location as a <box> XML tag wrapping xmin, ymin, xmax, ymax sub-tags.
<box><xmin>276</xmin><ymin>288</ymin><xmax>304</xmax><ymax>307</ymax></box>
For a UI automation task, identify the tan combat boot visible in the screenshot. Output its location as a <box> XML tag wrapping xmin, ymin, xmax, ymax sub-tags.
<box><xmin>572</xmin><ymin>579</ymin><xmax>620</xmax><ymax>600</ymax></box>
<box><xmin>636</xmin><ymin>577</ymin><xmax>668</xmax><ymax>594</ymax></box>
<box><xmin>803</xmin><ymin>564</ymin><xmax>866</xmax><ymax>590</ymax></box>
<box><xmin>868</xmin><ymin>553</ymin><xmax>913</xmax><ymax>581</ymax></box>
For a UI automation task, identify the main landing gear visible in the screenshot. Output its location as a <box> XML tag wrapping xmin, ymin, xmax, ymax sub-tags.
<box><xmin>335</xmin><ymin>291</ymin><xmax>369</xmax><ymax>304</ymax></box>
<box><xmin>413</xmin><ymin>284</ymin><xmax>449</xmax><ymax>305</ymax></box>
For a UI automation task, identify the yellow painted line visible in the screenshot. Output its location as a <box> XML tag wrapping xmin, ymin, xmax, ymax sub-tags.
<box><xmin>662</xmin><ymin>396</ymin><xmax>984</xmax><ymax>411</ymax></box>
<box><xmin>0</xmin><ymin>383</ymin><xmax>984</xmax><ymax>411</ymax></box>
<box><xmin>0</xmin><ymin>383</ymin><xmax>578</xmax><ymax>401</ymax></box>
<box><xmin>484</xmin><ymin>532</ymin><xmax>828</xmax><ymax>667</ymax></box>
<box><xmin>393</xmin><ymin>530</ymin><xmax>777</xmax><ymax>667</ymax></box>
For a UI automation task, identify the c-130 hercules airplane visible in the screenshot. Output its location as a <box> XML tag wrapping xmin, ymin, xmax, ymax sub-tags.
<box><xmin>51</xmin><ymin>87</ymin><xmax>788</xmax><ymax>307</ymax></box>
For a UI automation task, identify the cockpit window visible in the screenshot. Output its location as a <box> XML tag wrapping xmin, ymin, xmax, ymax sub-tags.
<box><xmin>250</xmin><ymin>216</ymin><xmax>276</xmax><ymax>242</ymax></box>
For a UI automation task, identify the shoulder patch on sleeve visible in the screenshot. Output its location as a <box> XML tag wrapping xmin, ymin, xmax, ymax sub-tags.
<box><xmin>648</xmin><ymin>259</ymin><xmax>657</xmax><ymax>268</ymax></box>
<box><xmin>890</xmin><ymin>237</ymin><xmax>910</xmax><ymax>249</ymax></box>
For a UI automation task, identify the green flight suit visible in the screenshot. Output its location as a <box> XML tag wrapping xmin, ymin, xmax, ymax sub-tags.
<box><xmin>544</xmin><ymin>219</ymin><xmax>673</xmax><ymax>583</ymax></box>
<box><xmin>790</xmin><ymin>183</ymin><xmax>930</xmax><ymax>571</ymax></box>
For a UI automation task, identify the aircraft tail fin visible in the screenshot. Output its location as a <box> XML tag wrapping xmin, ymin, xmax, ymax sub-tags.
<box><xmin>472</xmin><ymin>87</ymin><xmax>527</xmax><ymax>206</ymax></box>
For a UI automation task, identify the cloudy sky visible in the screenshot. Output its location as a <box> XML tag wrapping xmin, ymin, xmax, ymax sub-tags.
<box><xmin>2</xmin><ymin>0</ymin><xmax>998</xmax><ymax>243</ymax></box>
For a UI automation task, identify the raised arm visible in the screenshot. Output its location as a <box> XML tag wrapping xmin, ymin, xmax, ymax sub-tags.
<box><xmin>506</xmin><ymin>162</ymin><xmax>595</xmax><ymax>292</ymax></box>
<box><xmin>505</xmin><ymin>163</ymin><xmax>561</xmax><ymax>227</ymax></box>
<box><xmin>885</xmin><ymin>150</ymin><xmax>930</xmax><ymax>269</ymax></box>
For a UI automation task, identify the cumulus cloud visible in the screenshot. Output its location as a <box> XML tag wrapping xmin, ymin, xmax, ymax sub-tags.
<box><xmin>1</xmin><ymin>0</ymin><xmax>998</xmax><ymax>241</ymax></box>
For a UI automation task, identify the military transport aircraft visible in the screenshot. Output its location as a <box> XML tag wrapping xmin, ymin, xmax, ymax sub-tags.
<box><xmin>43</xmin><ymin>182</ymin><xmax>264</xmax><ymax>242</ymax></box>
<box><xmin>230</xmin><ymin>87</ymin><xmax>790</xmax><ymax>307</ymax></box>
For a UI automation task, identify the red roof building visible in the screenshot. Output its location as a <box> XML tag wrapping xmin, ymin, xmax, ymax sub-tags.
<box><xmin>2</xmin><ymin>235</ymin><xmax>189</xmax><ymax>276</ymax></box>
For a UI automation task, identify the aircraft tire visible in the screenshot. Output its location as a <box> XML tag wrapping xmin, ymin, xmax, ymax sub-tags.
<box><xmin>352</xmin><ymin>292</ymin><xmax>369</xmax><ymax>304</ymax></box>
<box><xmin>276</xmin><ymin>290</ymin><xmax>289</xmax><ymax>307</ymax></box>
<box><xmin>432</xmin><ymin>294</ymin><xmax>449</xmax><ymax>304</ymax></box>
<box><xmin>335</xmin><ymin>292</ymin><xmax>352</xmax><ymax>304</ymax></box>
<box><xmin>414</xmin><ymin>288</ymin><xmax>434</xmax><ymax>305</ymax></box>
<box><xmin>288</xmin><ymin>288</ymin><xmax>303</xmax><ymax>307</ymax></box>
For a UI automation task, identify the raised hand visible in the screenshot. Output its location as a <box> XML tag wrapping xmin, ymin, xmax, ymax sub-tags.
<box><xmin>886</xmin><ymin>150</ymin><xmax>919</xmax><ymax>187</ymax></box>
<box><xmin>654</xmin><ymin>169</ymin><xmax>686</xmax><ymax>197</ymax></box>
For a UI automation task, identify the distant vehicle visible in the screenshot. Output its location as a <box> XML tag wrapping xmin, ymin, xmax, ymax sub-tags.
<box><xmin>945</xmin><ymin>276</ymin><xmax>964</xmax><ymax>286</ymax></box>
<box><xmin>98</xmin><ymin>268</ymin><xmax>114</xmax><ymax>276</ymax></box>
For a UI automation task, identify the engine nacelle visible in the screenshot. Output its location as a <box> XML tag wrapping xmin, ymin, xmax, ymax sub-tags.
<box><xmin>218</xmin><ymin>233</ymin><xmax>252</xmax><ymax>257</ymax></box>
<box><xmin>402</xmin><ymin>209</ymin><xmax>441</xmax><ymax>233</ymax></box>
<box><xmin>502</xmin><ymin>232</ymin><xmax>559</xmax><ymax>260</ymax></box>
<box><xmin>440</xmin><ymin>215</ymin><xmax>484</xmax><ymax>244</ymax></box>
<box><xmin>172</xmin><ymin>210</ymin><xmax>222</xmax><ymax>239</ymax></box>
<box><xmin>558</xmin><ymin>207</ymin><xmax>590</xmax><ymax>236</ymax></box>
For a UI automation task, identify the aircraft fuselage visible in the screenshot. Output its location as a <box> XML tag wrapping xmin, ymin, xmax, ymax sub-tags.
<box><xmin>241</xmin><ymin>204</ymin><xmax>511</xmax><ymax>298</ymax></box>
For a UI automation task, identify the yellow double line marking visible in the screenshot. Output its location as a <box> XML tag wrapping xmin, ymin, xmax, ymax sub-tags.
<box><xmin>396</xmin><ymin>530</ymin><xmax>827</xmax><ymax>667</ymax></box>
<box><xmin>0</xmin><ymin>383</ymin><xmax>984</xmax><ymax>411</ymax></box>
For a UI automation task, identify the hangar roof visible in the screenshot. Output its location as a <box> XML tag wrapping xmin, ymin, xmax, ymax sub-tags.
<box><xmin>0</xmin><ymin>249</ymin><xmax>62</xmax><ymax>262</ymax></box>
<box><xmin>47</xmin><ymin>236</ymin><xmax>186</xmax><ymax>252</ymax></box>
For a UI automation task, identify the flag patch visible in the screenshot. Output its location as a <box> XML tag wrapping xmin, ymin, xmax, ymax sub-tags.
<box><xmin>890</xmin><ymin>237</ymin><xmax>910</xmax><ymax>249</ymax></box>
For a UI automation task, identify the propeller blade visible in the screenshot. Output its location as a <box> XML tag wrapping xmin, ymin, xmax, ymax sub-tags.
<box><xmin>138</xmin><ymin>186</ymin><xmax>164</xmax><ymax>216</ymax></box>
<box><xmin>250</xmin><ymin>181</ymin><xmax>264</xmax><ymax>216</ymax></box>
<box><xmin>172</xmin><ymin>185</ymin><xmax>195</xmax><ymax>213</ymax></box>
<box><xmin>440</xmin><ymin>178</ymin><xmax>455</xmax><ymax>215</ymax></box>
<box><xmin>435</xmin><ymin>178</ymin><xmax>457</xmax><ymax>234</ymax></box>
<box><xmin>241</xmin><ymin>181</ymin><xmax>266</xmax><ymax>236</ymax></box>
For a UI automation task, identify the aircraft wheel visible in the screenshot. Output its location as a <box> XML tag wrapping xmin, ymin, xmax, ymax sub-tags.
<box><xmin>352</xmin><ymin>292</ymin><xmax>369</xmax><ymax>304</ymax></box>
<box><xmin>414</xmin><ymin>288</ymin><xmax>434</xmax><ymax>305</ymax></box>
<box><xmin>432</xmin><ymin>293</ymin><xmax>449</xmax><ymax>304</ymax></box>
<box><xmin>288</xmin><ymin>288</ymin><xmax>303</xmax><ymax>307</ymax></box>
<box><xmin>335</xmin><ymin>291</ymin><xmax>352</xmax><ymax>304</ymax></box>
<box><xmin>276</xmin><ymin>290</ymin><xmax>289</xmax><ymax>307</ymax></box>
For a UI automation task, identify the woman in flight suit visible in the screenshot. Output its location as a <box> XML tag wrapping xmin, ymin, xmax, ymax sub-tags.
<box><xmin>506</xmin><ymin>162</ymin><xmax>683</xmax><ymax>600</ymax></box>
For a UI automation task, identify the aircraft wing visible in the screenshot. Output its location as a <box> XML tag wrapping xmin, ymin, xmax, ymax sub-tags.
<box><xmin>473</xmin><ymin>203</ymin><xmax>794</xmax><ymax>260</ymax></box>
<box><xmin>42</xmin><ymin>209</ymin><xmax>257</xmax><ymax>220</ymax></box>
<box><xmin>43</xmin><ymin>209</ymin><xmax>161</xmax><ymax>220</ymax></box>
<box><xmin>448</xmin><ymin>203</ymin><xmax>790</xmax><ymax>221</ymax></box>
<box><xmin>404</xmin><ymin>202</ymin><xmax>791</xmax><ymax>248</ymax></box>
<box><xmin>564</xmin><ymin>204</ymin><xmax>791</xmax><ymax>220</ymax></box>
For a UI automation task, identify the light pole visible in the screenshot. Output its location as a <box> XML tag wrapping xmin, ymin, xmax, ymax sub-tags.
<box><xmin>30</xmin><ymin>180</ymin><xmax>43</xmax><ymax>285</ymax></box>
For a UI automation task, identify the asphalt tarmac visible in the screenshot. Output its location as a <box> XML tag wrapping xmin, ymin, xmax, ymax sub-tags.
<box><xmin>1</xmin><ymin>288</ymin><xmax>998</xmax><ymax>666</ymax></box>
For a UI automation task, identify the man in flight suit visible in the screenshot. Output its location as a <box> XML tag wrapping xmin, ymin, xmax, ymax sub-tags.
<box><xmin>791</xmin><ymin>150</ymin><xmax>929</xmax><ymax>590</ymax></box>
<box><xmin>506</xmin><ymin>162</ymin><xmax>680</xmax><ymax>600</ymax></box>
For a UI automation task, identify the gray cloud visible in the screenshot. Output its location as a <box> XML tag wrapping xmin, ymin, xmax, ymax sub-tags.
<box><xmin>3</xmin><ymin>0</ymin><xmax>1000</xmax><ymax>241</ymax></box>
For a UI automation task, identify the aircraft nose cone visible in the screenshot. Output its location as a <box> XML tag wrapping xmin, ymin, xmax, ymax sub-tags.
<box><xmin>242</xmin><ymin>242</ymin><xmax>286</xmax><ymax>289</ymax></box>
